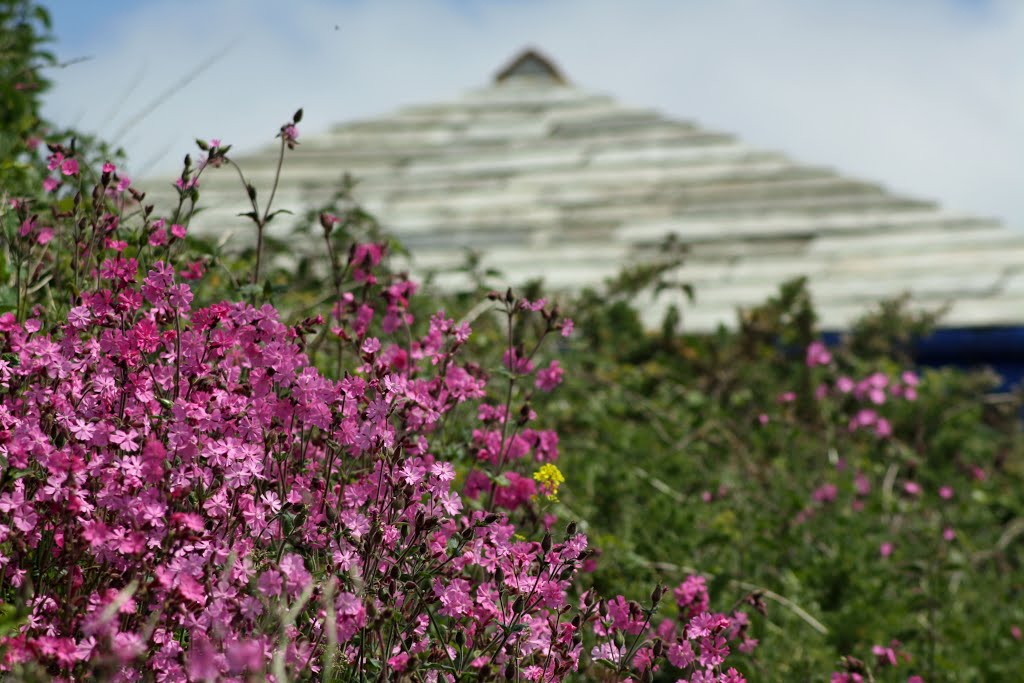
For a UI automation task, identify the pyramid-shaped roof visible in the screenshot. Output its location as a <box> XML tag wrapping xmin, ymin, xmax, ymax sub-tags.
<box><xmin>152</xmin><ymin>49</ymin><xmax>1024</xmax><ymax>331</ymax></box>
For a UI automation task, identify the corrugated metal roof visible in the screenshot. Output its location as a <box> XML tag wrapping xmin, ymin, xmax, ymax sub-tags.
<box><xmin>145</xmin><ymin>50</ymin><xmax>1024</xmax><ymax>331</ymax></box>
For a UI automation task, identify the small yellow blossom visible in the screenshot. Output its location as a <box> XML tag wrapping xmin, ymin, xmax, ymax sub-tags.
<box><xmin>532</xmin><ymin>463</ymin><xmax>565</xmax><ymax>501</ymax></box>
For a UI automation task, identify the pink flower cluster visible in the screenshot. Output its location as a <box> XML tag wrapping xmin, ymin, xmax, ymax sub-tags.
<box><xmin>0</xmin><ymin>251</ymin><xmax>597</xmax><ymax>679</ymax></box>
<box><xmin>589</xmin><ymin>575</ymin><xmax>756</xmax><ymax>682</ymax></box>
<box><xmin>778</xmin><ymin>342</ymin><xmax>921</xmax><ymax>439</ymax></box>
<box><xmin>0</xmin><ymin>141</ymin><xmax>753</xmax><ymax>681</ymax></box>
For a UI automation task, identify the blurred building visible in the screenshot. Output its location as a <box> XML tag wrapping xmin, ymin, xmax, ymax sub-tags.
<box><xmin>149</xmin><ymin>49</ymin><xmax>1024</xmax><ymax>376</ymax></box>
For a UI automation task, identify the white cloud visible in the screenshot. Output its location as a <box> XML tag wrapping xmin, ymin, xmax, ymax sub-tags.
<box><xmin>42</xmin><ymin>0</ymin><xmax>1024</xmax><ymax>227</ymax></box>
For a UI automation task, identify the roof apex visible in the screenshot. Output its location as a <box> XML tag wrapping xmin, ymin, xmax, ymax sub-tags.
<box><xmin>494</xmin><ymin>48</ymin><xmax>568</xmax><ymax>85</ymax></box>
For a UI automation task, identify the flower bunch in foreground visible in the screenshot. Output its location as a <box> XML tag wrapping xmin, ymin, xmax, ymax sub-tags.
<box><xmin>0</xmin><ymin>125</ymin><xmax>753</xmax><ymax>681</ymax></box>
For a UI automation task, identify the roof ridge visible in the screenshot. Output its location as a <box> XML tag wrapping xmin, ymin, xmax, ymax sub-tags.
<box><xmin>494</xmin><ymin>48</ymin><xmax>568</xmax><ymax>85</ymax></box>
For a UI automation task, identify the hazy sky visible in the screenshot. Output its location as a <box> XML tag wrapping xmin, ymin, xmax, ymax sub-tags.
<box><xmin>41</xmin><ymin>0</ymin><xmax>1024</xmax><ymax>228</ymax></box>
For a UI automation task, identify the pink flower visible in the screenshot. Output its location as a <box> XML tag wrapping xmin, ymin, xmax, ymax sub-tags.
<box><xmin>880</xmin><ymin>542</ymin><xmax>894</xmax><ymax>558</ymax></box>
<box><xmin>942</xmin><ymin>527</ymin><xmax>955</xmax><ymax>542</ymax></box>
<box><xmin>667</xmin><ymin>640</ymin><xmax>694</xmax><ymax>668</ymax></box>
<box><xmin>872</xmin><ymin>644</ymin><xmax>898</xmax><ymax>667</ymax></box>
<box><xmin>257</xmin><ymin>570</ymin><xmax>283</xmax><ymax>597</ymax></box>
<box><xmin>698</xmin><ymin>635</ymin><xmax>729</xmax><ymax>668</ymax></box>
<box><xmin>903</xmin><ymin>481</ymin><xmax>921</xmax><ymax>497</ymax></box>
<box><xmin>560</xmin><ymin>318</ymin><xmax>574</xmax><ymax>337</ymax></box>
<box><xmin>148</xmin><ymin>228</ymin><xmax>167</xmax><ymax>247</ymax></box>
<box><xmin>938</xmin><ymin>485</ymin><xmax>954</xmax><ymax>500</ymax></box>
<box><xmin>502</xmin><ymin>347</ymin><xmax>534</xmax><ymax>375</ymax></box>
<box><xmin>179</xmin><ymin>261</ymin><xmax>205</xmax><ymax>280</ymax></box>
<box><xmin>387</xmin><ymin>652</ymin><xmax>410</xmax><ymax>672</ymax></box>
<box><xmin>43</xmin><ymin>176</ymin><xmax>59</xmax><ymax>192</ymax></box>
<box><xmin>854</xmin><ymin>473</ymin><xmax>871</xmax><ymax>496</ymax></box>
<box><xmin>520</xmin><ymin>298</ymin><xmax>546</xmax><ymax>312</ymax></box>
<box><xmin>110</xmin><ymin>428</ymin><xmax>140</xmax><ymax>452</ymax></box>
<box><xmin>170</xmin><ymin>223</ymin><xmax>187</xmax><ymax>239</ymax></box>
<box><xmin>61</xmin><ymin>158</ymin><xmax>79</xmax><ymax>176</ymax></box>
<box><xmin>535</xmin><ymin>360</ymin><xmax>564</xmax><ymax>392</ymax></box>
<box><xmin>805</xmin><ymin>341</ymin><xmax>832</xmax><ymax>367</ymax></box>
<box><xmin>812</xmin><ymin>483</ymin><xmax>838</xmax><ymax>504</ymax></box>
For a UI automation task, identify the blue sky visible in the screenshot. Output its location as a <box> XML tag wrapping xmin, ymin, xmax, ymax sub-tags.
<box><xmin>39</xmin><ymin>0</ymin><xmax>1024</xmax><ymax>228</ymax></box>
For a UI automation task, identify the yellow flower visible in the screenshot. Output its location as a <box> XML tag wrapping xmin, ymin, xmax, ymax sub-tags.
<box><xmin>532</xmin><ymin>463</ymin><xmax>565</xmax><ymax>501</ymax></box>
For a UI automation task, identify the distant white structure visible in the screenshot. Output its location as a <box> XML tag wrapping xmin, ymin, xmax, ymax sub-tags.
<box><xmin>146</xmin><ymin>49</ymin><xmax>1024</xmax><ymax>332</ymax></box>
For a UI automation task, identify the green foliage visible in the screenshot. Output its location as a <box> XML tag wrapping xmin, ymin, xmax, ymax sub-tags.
<box><xmin>0</xmin><ymin>0</ymin><xmax>53</xmax><ymax>196</ymax></box>
<box><xmin>541</xmin><ymin>278</ymin><xmax>1024</xmax><ymax>682</ymax></box>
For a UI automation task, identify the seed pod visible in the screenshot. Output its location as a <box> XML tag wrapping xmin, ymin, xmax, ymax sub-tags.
<box><xmin>566</xmin><ymin>521</ymin><xmax>577</xmax><ymax>536</ymax></box>
<box><xmin>541</xmin><ymin>533</ymin><xmax>552</xmax><ymax>553</ymax></box>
